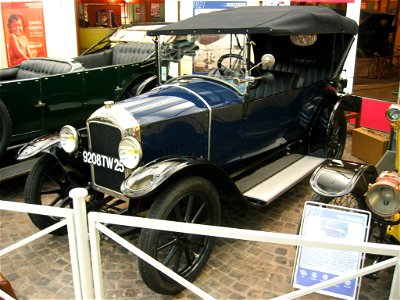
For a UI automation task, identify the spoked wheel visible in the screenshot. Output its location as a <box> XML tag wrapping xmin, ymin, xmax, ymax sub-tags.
<box><xmin>325</xmin><ymin>109</ymin><xmax>347</xmax><ymax>159</ymax></box>
<box><xmin>138</xmin><ymin>176</ymin><xmax>221</xmax><ymax>295</ymax></box>
<box><xmin>24</xmin><ymin>154</ymin><xmax>102</xmax><ymax>235</ymax></box>
<box><xmin>310</xmin><ymin>192</ymin><xmax>367</xmax><ymax>210</ymax></box>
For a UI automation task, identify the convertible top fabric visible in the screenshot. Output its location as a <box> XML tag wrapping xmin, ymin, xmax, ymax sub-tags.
<box><xmin>147</xmin><ymin>6</ymin><xmax>358</xmax><ymax>36</ymax></box>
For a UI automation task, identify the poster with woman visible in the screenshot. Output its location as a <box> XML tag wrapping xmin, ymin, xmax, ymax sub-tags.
<box><xmin>1</xmin><ymin>0</ymin><xmax>47</xmax><ymax>67</ymax></box>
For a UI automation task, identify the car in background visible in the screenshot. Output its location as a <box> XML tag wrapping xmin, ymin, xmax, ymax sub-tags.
<box><xmin>336</xmin><ymin>9</ymin><xmax>396</xmax><ymax>57</ymax></box>
<box><xmin>0</xmin><ymin>24</ymin><xmax>163</xmax><ymax>162</ymax></box>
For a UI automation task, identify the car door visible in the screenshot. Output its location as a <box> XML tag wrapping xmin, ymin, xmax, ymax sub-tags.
<box><xmin>1</xmin><ymin>78</ymin><xmax>43</xmax><ymax>144</ymax></box>
<box><xmin>82</xmin><ymin>65</ymin><xmax>119</xmax><ymax>121</ymax></box>
<box><xmin>243</xmin><ymin>76</ymin><xmax>303</xmax><ymax>158</ymax></box>
<box><xmin>41</xmin><ymin>71</ymin><xmax>85</xmax><ymax>132</ymax></box>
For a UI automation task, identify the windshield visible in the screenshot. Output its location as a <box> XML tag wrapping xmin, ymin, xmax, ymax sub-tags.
<box><xmin>158</xmin><ymin>33</ymin><xmax>251</xmax><ymax>92</ymax></box>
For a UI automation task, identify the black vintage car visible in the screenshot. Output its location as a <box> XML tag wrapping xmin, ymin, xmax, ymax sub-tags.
<box><xmin>19</xmin><ymin>6</ymin><xmax>358</xmax><ymax>295</ymax></box>
<box><xmin>0</xmin><ymin>24</ymin><xmax>162</xmax><ymax>161</ymax></box>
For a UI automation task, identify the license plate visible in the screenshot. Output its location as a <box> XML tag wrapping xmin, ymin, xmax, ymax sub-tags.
<box><xmin>82</xmin><ymin>151</ymin><xmax>124</xmax><ymax>173</ymax></box>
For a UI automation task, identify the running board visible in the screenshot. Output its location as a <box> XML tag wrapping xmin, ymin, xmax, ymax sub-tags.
<box><xmin>0</xmin><ymin>158</ymin><xmax>38</xmax><ymax>182</ymax></box>
<box><xmin>242</xmin><ymin>156</ymin><xmax>325</xmax><ymax>204</ymax></box>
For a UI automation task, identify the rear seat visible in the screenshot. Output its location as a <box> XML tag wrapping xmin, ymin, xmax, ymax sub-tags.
<box><xmin>111</xmin><ymin>42</ymin><xmax>154</xmax><ymax>65</ymax></box>
<box><xmin>268</xmin><ymin>59</ymin><xmax>332</xmax><ymax>85</ymax></box>
<box><xmin>74</xmin><ymin>49</ymin><xmax>112</xmax><ymax>69</ymax></box>
<box><xmin>250</xmin><ymin>71</ymin><xmax>304</xmax><ymax>100</ymax></box>
<box><xmin>16</xmin><ymin>58</ymin><xmax>79</xmax><ymax>80</ymax></box>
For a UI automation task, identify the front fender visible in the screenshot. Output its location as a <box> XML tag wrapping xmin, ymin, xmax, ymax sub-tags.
<box><xmin>310</xmin><ymin>159</ymin><xmax>378</xmax><ymax>197</ymax></box>
<box><xmin>17</xmin><ymin>133</ymin><xmax>59</xmax><ymax>160</ymax></box>
<box><xmin>121</xmin><ymin>156</ymin><xmax>242</xmax><ymax>199</ymax></box>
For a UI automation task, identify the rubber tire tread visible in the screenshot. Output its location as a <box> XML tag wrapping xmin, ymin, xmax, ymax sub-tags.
<box><xmin>24</xmin><ymin>154</ymin><xmax>68</xmax><ymax>235</ymax></box>
<box><xmin>329</xmin><ymin>109</ymin><xmax>347</xmax><ymax>159</ymax></box>
<box><xmin>310</xmin><ymin>192</ymin><xmax>367</xmax><ymax>210</ymax></box>
<box><xmin>138</xmin><ymin>176</ymin><xmax>221</xmax><ymax>295</ymax></box>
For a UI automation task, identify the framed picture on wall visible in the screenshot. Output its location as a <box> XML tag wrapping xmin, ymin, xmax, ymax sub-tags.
<box><xmin>1</xmin><ymin>0</ymin><xmax>47</xmax><ymax>67</ymax></box>
<box><xmin>96</xmin><ymin>10</ymin><xmax>114</xmax><ymax>27</ymax></box>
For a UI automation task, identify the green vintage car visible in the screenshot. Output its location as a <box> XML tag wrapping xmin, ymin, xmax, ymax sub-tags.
<box><xmin>0</xmin><ymin>24</ymin><xmax>161</xmax><ymax>161</ymax></box>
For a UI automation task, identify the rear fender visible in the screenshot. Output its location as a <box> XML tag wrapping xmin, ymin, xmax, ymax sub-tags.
<box><xmin>121</xmin><ymin>156</ymin><xmax>242</xmax><ymax>200</ymax></box>
<box><xmin>310</xmin><ymin>159</ymin><xmax>378</xmax><ymax>197</ymax></box>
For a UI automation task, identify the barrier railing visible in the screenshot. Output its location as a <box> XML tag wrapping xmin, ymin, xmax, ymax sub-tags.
<box><xmin>1</xmin><ymin>188</ymin><xmax>400</xmax><ymax>299</ymax></box>
<box><xmin>0</xmin><ymin>188</ymin><xmax>95</xmax><ymax>300</ymax></box>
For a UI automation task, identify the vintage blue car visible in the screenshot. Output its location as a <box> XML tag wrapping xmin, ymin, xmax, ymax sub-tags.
<box><xmin>19</xmin><ymin>6</ymin><xmax>358</xmax><ymax>295</ymax></box>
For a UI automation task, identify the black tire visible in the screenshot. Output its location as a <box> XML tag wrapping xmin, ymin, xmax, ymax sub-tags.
<box><xmin>326</xmin><ymin>109</ymin><xmax>347</xmax><ymax>159</ymax></box>
<box><xmin>24</xmin><ymin>154</ymin><xmax>101</xmax><ymax>235</ymax></box>
<box><xmin>122</xmin><ymin>76</ymin><xmax>156</xmax><ymax>99</ymax></box>
<box><xmin>138</xmin><ymin>176</ymin><xmax>221</xmax><ymax>295</ymax></box>
<box><xmin>310</xmin><ymin>192</ymin><xmax>367</xmax><ymax>210</ymax></box>
<box><xmin>0</xmin><ymin>99</ymin><xmax>12</xmax><ymax>159</ymax></box>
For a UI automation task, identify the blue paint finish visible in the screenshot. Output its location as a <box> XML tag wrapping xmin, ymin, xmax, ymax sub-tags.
<box><xmin>116</xmin><ymin>78</ymin><xmax>329</xmax><ymax>168</ymax></box>
<box><xmin>118</xmin><ymin>79</ymin><xmax>247</xmax><ymax>165</ymax></box>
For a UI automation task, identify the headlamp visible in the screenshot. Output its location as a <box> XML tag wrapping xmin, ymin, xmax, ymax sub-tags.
<box><xmin>386</xmin><ymin>104</ymin><xmax>400</xmax><ymax>122</ymax></box>
<box><xmin>366</xmin><ymin>171</ymin><xmax>400</xmax><ymax>218</ymax></box>
<box><xmin>60</xmin><ymin>125</ymin><xmax>79</xmax><ymax>153</ymax></box>
<box><xmin>119</xmin><ymin>137</ymin><xmax>142</xmax><ymax>169</ymax></box>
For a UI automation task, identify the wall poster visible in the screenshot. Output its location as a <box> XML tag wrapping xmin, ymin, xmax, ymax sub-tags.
<box><xmin>1</xmin><ymin>0</ymin><xmax>47</xmax><ymax>67</ymax></box>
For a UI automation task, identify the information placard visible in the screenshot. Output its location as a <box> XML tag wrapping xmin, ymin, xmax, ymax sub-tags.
<box><xmin>293</xmin><ymin>202</ymin><xmax>370</xmax><ymax>300</ymax></box>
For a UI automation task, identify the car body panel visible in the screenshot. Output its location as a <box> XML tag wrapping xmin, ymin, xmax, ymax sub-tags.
<box><xmin>1</xmin><ymin>78</ymin><xmax>43</xmax><ymax>141</ymax></box>
<box><xmin>0</xmin><ymin>24</ymin><xmax>164</xmax><ymax>160</ymax></box>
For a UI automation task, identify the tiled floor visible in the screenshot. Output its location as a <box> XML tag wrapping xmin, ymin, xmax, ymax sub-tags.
<box><xmin>0</xmin><ymin>133</ymin><xmax>396</xmax><ymax>300</ymax></box>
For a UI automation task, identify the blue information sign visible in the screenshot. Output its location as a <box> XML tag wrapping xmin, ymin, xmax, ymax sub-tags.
<box><xmin>193</xmin><ymin>1</ymin><xmax>247</xmax><ymax>15</ymax></box>
<box><xmin>293</xmin><ymin>202</ymin><xmax>370</xmax><ymax>300</ymax></box>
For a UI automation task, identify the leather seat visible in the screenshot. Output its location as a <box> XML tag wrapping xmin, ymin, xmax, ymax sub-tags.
<box><xmin>16</xmin><ymin>58</ymin><xmax>74</xmax><ymax>79</ymax></box>
<box><xmin>111</xmin><ymin>42</ymin><xmax>154</xmax><ymax>65</ymax></box>
<box><xmin>269</xmin><ymin>59</ymin><xmax>332</xmax><ymax>85</ymax></box>
<box><xmin>250</xmin><ymin>71</ymin><xmax>304</xmax><ymax>99</ymax></box>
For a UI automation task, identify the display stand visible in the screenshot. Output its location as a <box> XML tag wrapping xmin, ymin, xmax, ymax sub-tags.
<box><xmin>293</xmin><ymin>201</ymin><xmax>371</xmax><ymax>300</ymax></box>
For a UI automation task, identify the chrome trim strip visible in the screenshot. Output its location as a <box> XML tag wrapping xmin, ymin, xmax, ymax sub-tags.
<box><xmin>163</xmin><ymin>84</ymin><xmax>212</xmax><ymax>160</ymax></box>
<box><xmin>135</xmin><ymin>75</ymin><xmax>157</xmax><ymax>95</ymax></box>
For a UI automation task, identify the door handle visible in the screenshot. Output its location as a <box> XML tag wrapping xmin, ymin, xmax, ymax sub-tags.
<box><xmin>35</xmin><ymin>100</ymin><xmax>46</xmax><ymax>108</ymax></box>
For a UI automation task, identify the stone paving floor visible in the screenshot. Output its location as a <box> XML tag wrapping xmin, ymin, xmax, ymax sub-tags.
<box><xmin>0</xmin><ymin>135</ymin><xmax>396</xmax><ymax>300</ymax></box>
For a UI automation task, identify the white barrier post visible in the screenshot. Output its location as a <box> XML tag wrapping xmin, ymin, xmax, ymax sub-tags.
<box><xmin>88</xmin><ymin>213</ymin><xmax>104</xmax><ymax>299</ymax></box>
<box><xmin>70</xmin><ymin>188</ymin><xmax>95</xmax><ymax>299</ymax></box>
<box><xmin>389</xmin><ymin>247</ymin><xmax>400</xmax><ymax>299</ymax></box>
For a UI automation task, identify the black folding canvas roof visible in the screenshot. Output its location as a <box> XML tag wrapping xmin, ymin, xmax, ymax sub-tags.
<box><xmin>147</xmin><ymin>6</ymin><xmax>358</xmax><ymax>36</ymax></box>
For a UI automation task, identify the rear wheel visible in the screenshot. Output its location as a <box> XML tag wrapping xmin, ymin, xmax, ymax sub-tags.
<box><xmin>24</xmin><ymin>154</ymin><xmax>102</xmax><ymax>235</ymax></box>
<box><xmin>326</xmin><ymin>109</ymin><xmax>347</xmax><ymax>159</ymax></box>
<box><xmin>310</xmin><ymin>192</ymin><xmax>367</xmax><ymax>210</ymax></box>
<box><xmin>138</xmin><ymin>176</ymin><xmax>221</xmax><ymax>295</ymax></box>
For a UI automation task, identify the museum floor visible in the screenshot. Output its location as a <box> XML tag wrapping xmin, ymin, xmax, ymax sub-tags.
<box><xmin>0</xmin><ymin>76</ymin><xmax>399</xmax><ymax>299</ymax></box>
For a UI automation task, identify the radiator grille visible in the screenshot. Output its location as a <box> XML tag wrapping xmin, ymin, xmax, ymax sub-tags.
<box><xmin>88</xmin><ymin>122</ymin><xmax>125</xmax><ymax>192</ymax></box>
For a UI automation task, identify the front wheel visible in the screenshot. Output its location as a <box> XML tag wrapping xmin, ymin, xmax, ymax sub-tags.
<box><xmin>24</xmin><ymin>154</ymin><xmax>102</xmax><ymax>235</ymax></box>
<box><xmin>138</xmin><ymin>176</ymin><xmax>221</xmax><ymax>295</ymax></box>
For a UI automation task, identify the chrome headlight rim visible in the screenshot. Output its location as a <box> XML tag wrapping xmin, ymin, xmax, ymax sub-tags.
<box><xmin>386</xmin><ymin>104</ymin><xmax>400</xmax><ymax>122</ymax></box>
<box><xmin>366</xmin><ymin>181</ymin><xmax>400</xmax><ymax>218</ymax></box>
<box><xmin>60</xmin><ymin>125</ymin><xmax>79</xmax><ymax>153</ymax></box>
<box><xmin>118</xmin><ymin>136</ymin><xmax>142</xmax><ymax>169</ymax></box>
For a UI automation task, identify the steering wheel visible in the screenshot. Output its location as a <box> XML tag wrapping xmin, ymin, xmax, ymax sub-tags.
<box><xmin>217</xmin><ymin>53</ymin><xmax>248</xmax><ymax>78</ymax></box>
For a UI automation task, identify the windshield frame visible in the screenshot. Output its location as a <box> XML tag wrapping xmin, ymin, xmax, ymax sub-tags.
<box><xmin>155</xmin><ymin>33</ymin><xmax>253</xmax><ymax>95</ymax></box>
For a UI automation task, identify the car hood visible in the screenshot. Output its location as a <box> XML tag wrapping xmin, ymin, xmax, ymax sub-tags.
<box><xmin>117</xmin><ymin>79</ymin><xmax>243</xmax><ymax>126</ymax></box>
